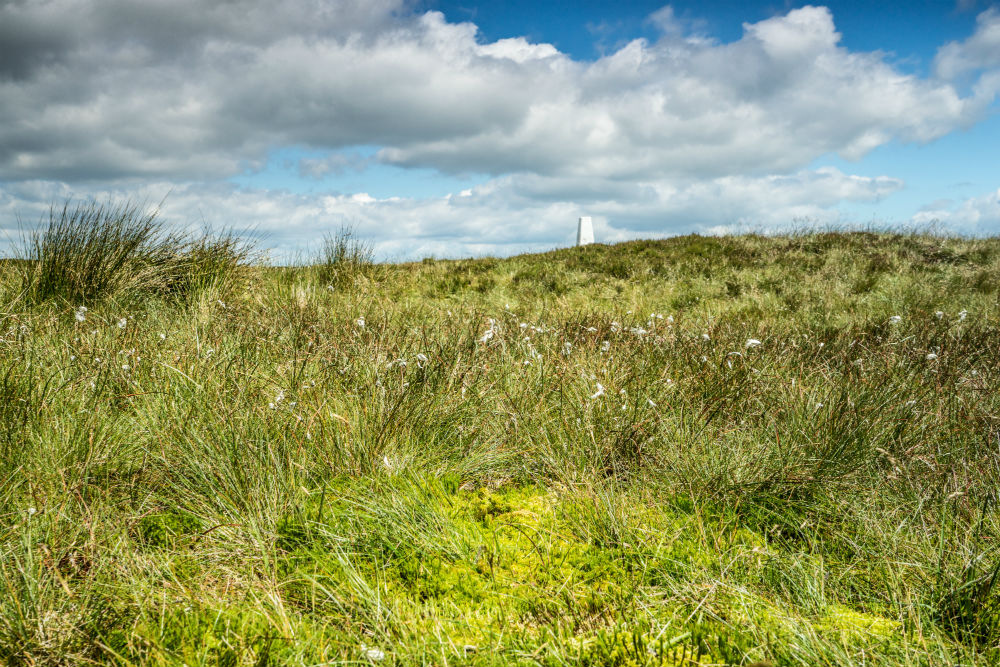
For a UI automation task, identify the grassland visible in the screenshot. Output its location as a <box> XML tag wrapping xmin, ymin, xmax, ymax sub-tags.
<box><xmin>1</xmin><ymin>211</ymin><xmax>999</xmax><ymax>666</ymax></box>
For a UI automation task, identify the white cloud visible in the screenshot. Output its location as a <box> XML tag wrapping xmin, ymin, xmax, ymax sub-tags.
<box><xmin>911</xmin><ymin>187</ymin><xmax>1000</xmax><ymax>234</ymax></box>
<box><xmin>0</xmin><ymin>167</ymin><xmax>904</xmax><ymax>260</ymax></box>
<box><xmin>0</xmin><ymin>2</ymin><xmax>994</xmax><ymax>183</ymax></box>
<box><xmin>477</xmin><ymin>37</ymin><xmax>560</xmax><ymax>63</ymax></box>
<box><xmin>1</xmin><ymin>2</ymin><xmax>999</xmax><ymax>256</ymax></box>
<box><xmin>380</xmin><ymin>6</ymin><xmax>990</xmax><ymax>177</ymax></box>
<box><xmin>935</xmin><ymin>8</ymin><xmax>1000</xmax><ymax>79</ymax></box>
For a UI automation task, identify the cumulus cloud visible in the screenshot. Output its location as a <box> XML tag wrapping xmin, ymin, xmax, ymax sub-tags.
<box><xmin>935</xmin><ymin>8</ymin><xmax>1000</xmax><ymax>79</ymax></box>
<box><xmin>911</xmin><ymin>187</ymin><xmax>1000</xmax><ymax>234</ymax></box>
<box><xmin>0</xmin><ymin>1</ymin><xmax>994</xmax><ymax>184</ymax></box>
<box><xmin>381</xmin><ymin>6</ymin><xmax>990</xmax><ymax>178</ymax></box>
<box><xmin>0</xmin><ymin>167</ymin><xmax>904</xmax><ymax>259</ymax></box>
<box><xmin>0</xmin><ymin>1</ymin><xmax>999</xmax><ymax>256</ymax></box>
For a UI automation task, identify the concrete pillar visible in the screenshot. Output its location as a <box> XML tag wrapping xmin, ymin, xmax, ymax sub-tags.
<box><xmin>577</xmin><ymin>216</ymin><xmax>594</xmax><ymax>246</ymax></box>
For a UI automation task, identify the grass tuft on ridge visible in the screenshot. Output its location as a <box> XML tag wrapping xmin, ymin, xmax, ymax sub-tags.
<box><xmin>16</xmin><ymin>200</ymin><xmax>254</xmax><ymax>306</ymax></box>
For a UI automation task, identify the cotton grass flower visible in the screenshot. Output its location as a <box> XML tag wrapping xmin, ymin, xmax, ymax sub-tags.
<box><xmin>745</xmin><ymin>339</ymin><xmax>762</xmax><ymax>349</ymax></box>
<box><xmin>590</xmin><ymin>383</ymin><xmax>605</xmax><ymax>399</ymax></box>
<box><xmin>269</xmin><ymin>390</ymin><xmax>285</xmax><ymax>410</ymax></box>
<box><xmin>935</xmin><ymin>311</ymin><xmax>944</xmax><ymax>319</ymax></box>
<box><xmin>958</xmin><ymin>309</ymin><xmax>968</xmax><ymax>321</ymax></box>
<box><xmin>926</xmin><ymin>352</ymin><xmax>938</xmax><ymax>360</ymax></box>
<box><xmin>355</xmin><ymin>316</ymin><xmax>366</xmax><ymax>329</ymax></box>
<box><xmin>361</xmin><ymin>644</ymin><xmax>385</xmax><ymax>662</ymax></box>
<box><xmin>117</xmin><ymin>318</ymin><xmax>127</xmax><ymax>329</ymax></box>
<box><xmin>479</xmin><ymin>319</ymin><xmax>498</xmax><ymax>343</ymax></box>
<box><xmin>888</xmin><ymin>315</ymin><xmax>901</xmax><ymax>325</ymax></box>
<box><xmin>74</xmin><ymin>306</ymin><xmax>87</xmax><ymax>322</ymax></box>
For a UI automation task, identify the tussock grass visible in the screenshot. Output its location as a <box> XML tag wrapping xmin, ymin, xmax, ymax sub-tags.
<box><xmin>15</xmin><ymin>200</ymin><xmax>254</xmax><ymax>307</ymax></box>
<box><xmin>314</xmin><ymin>225</ymin><xmax>376</xmax><ymax>290</ymax></box>
<box><xmin>1</xmin><ymin>229</ymin><xmax>999</xmax><ymax>665</ymax></box>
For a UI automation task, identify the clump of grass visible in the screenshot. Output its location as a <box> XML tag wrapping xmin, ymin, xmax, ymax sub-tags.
<box><xmin>163</xmin><ymin>229</ymin><xmax>257</xmax><ymax>299</ymax></box>
<box><xmin>939</xmin><ymin>560</ymin><xmax>1000</xmax><ymax>648</ymax></box>
<box><xmin>18</xmin><ymin>201</ymin><xmax>182</xmax><ymax>305</ymax></box>
<box><xmin>17</xmin><ymin>200</ymin><xmax>254</xmax><ymax>305</ymax></box>
<box><xmin>315</xmin><ymin>226</ymin><xmax>375</xmax><ymax>289</ymax></box>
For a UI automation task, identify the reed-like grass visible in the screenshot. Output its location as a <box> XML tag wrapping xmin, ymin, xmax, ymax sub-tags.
<box><xmin>0</xmin><ymin>229</ymin><xmax>998</xmax><ymax>666</ymax></box>
<box><xmin>314</xmin><ymin>225</ymin><xmax>376</xmax><ymax>290</ymax></box>
<box><xmin>15</xmin><ymin>201</ymin><xmax>254</xmax><ymax>307</ymax></box>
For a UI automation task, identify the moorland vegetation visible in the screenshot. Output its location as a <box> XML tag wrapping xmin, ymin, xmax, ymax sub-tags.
<box><xmin>1</xmin><ymin>203</ymin><xmax>999</xmax><ymax>666</ymax></box>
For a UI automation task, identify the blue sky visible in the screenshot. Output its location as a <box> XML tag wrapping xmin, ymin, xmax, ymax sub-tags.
<box><xmin>2</xmin><ymin>0</ymin><xmax>999</xmax><ymax>259</ymax></box>
<box><xmin>428</xmin><ymin>1</ymin><xmax>981</xmax><ymax>66</ymax></box>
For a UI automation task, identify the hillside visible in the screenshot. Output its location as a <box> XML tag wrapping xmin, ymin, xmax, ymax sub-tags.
<box><xmin>2</xmin><ymin>229</ymin><xmax>999</xmax><ymax>666</ymax></box>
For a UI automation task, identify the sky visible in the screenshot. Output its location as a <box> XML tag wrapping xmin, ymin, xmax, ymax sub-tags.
<box><xmin>2</xmin><ymin>0</ymin><xmax>1000</xmax><ymax>261</ymax></box>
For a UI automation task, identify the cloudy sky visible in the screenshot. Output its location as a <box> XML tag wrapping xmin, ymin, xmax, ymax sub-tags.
<box><xmin>1</xmin><ymin>0</ymin><xmax>999</xmax><ymax>260</ymax></box>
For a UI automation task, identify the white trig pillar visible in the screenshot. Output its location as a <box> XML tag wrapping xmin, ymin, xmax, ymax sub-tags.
<box><xmin>576</xmin><ymin>216</ymin><xmax>594</xmax><ymax>246</ymax></box>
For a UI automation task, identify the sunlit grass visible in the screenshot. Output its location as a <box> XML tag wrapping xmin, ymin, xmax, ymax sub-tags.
<box><xmin>1</xmin><ymin>228</ymin><xmax>998</xmax><ymax>665</ymax></box>
<box><xmin>14</xmin><ymin>200</ymin><xmax>254</xmax><ymax>307</ymax></box>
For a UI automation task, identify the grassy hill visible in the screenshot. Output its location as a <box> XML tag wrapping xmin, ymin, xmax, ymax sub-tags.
<box><xmin>2</xmin><ymin>216</ymin><xmax>999</xmax><ymax>665</ymax></box>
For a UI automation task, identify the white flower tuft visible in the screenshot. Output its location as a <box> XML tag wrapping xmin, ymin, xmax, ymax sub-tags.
<box><xmin>361</xmin><ymin>644</ymin><xmax>385</xmax><ymax>662</ymax></box>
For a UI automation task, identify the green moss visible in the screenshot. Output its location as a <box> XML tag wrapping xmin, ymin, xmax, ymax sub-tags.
<box><xmin>136</xmin><ymin>511</ymin><xmax>202</xmax><ymax>548</ymax></box>
<box><xmin>815</xmin><ymin>604</ymin><xmax>901</xmax><ymax>641</ymax></box>
<box><xmin>464</xmin><ymin>488</ymin><xmax>513</xmax><ymax>524</ymax></box>
<box><xmin>565</xmin><ymin>618</ymin><xmax>758</xmax><ymax>667</ymax></box>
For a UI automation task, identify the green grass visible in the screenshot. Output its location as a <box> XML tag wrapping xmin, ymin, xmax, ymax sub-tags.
<box><xmin>15</xmin><ymin>201</ymin><xmax>253</xmax><ymax>307</ymax></box>
<box><xmin>1</xmin><ymin>228</ymin><xmax>999</xmax><ymax>665</ymax></box>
